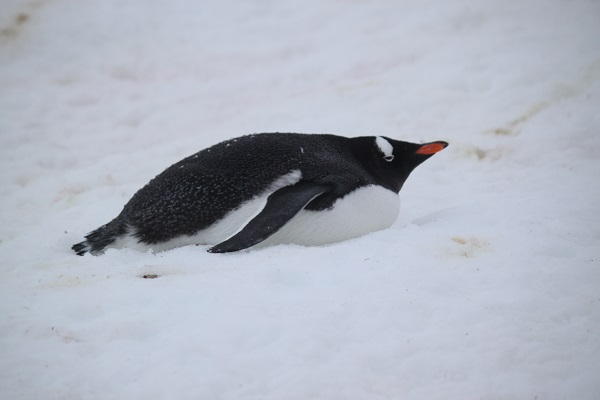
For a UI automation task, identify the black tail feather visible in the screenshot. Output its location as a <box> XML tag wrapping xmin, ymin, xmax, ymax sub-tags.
<box><xmin>72</xmin><ymin>241</ymin><xmax>90</xmax><ymax>256</ymax></box>
<box><xmin>71</xmin><ymin>218</ymin><xmax>129</xmax><ymax>256</ymax></box>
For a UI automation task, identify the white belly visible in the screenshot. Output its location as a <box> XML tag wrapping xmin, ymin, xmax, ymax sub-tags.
<box><xmin>111</xmin><ymin>183</ymin><xmax>399</xmax><ymax>253</ymax></box>
<box><xmin>259</xmin><ymin>185</ymin><xmax>400</xmax><ymax>248</ymax></box>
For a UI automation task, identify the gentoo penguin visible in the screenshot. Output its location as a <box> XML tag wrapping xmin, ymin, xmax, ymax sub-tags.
<box><xmin>72</xmin><ymin>133</ymin><xmax>447</xmax><ymax>255</ymax></box>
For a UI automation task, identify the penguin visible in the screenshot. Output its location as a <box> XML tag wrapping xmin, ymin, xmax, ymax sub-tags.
<box><xmin>72</xmin><ymin>133</ymin><xmax>447</xmax><ymax>255</ymax></box>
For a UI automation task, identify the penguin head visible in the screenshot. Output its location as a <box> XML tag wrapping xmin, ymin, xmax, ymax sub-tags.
<box><xmin>354</xmin><ymin>136</ymin><xmax>448</xmax><ymax>193</ymax></box>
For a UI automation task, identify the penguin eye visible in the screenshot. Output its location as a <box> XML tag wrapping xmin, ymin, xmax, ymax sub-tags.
<box><xmin>375</xmin><ymin>137</ymin><xmax>395</xmax><ymax>162</ymax></box>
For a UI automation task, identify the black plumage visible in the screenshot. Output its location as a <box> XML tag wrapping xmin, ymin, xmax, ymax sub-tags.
<box><xmin>72</xmin><ymin>133</ymin><xmax>447</xmax><ymax>255</ymax></box>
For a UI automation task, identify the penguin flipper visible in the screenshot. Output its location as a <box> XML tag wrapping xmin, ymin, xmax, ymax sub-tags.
<box><xmin>208</xmin><ymin>181</ymin><xmax>329</xmax><ymax>253</ymax></box>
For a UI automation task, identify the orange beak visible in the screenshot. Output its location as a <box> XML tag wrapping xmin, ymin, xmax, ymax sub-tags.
<box><xmin>415</xmin><ymin>141</ymin><xmax>448</xmax><ymax>155</ymax></box>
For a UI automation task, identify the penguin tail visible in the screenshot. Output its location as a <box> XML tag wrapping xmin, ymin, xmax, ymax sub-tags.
<box><xmin>72</xmin><ymin>217</ymin><xmax>129</xmax><ymax>256</ymax></box>
<box><xmin>72</xmin><ymin>240</ymin><xmax>91</xmax><ymax>256</ymax></box>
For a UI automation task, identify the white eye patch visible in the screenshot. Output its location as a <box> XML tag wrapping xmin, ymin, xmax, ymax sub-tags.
<box><xmin>375</xmin><ymin>136</ymin><xmax>394</xmax><ymax>162</ymax></box>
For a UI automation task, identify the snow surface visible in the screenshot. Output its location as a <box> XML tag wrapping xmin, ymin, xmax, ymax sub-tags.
<box><xmin>1</xmin><ymin>0</ymin><xmax>600</xmax><ymax>399</ymax></box>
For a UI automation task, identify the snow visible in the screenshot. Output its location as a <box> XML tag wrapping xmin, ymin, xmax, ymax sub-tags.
<box><xmin>1</xmin><ymin>0</ymin><xmax>599</xmax><ymax>398</ymax></box>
